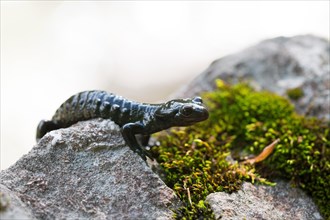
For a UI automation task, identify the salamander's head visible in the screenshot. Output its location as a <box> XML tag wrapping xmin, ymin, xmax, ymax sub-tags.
<box><xmin>155</xmin><ymin>96</ymin><xmax>209</xmax><ymax>126</ymax></box>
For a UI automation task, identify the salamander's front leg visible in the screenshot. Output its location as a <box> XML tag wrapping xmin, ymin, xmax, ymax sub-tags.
<box><xmin>121</xmin><ymin>122</ymin><xmax>152</xmax><ymax>161</ymax></box>
<box><xmin>136</xmin><ymin>134</ymin><xmax>151</xmax><ymax>149</ymax></box>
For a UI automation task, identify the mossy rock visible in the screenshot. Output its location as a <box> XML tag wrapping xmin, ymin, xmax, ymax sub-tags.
<box><xmin>152</xmin><ymin>79</ymin><xmax>330</xmax><ymax>219</ymax></box>
<box><xmin>286</xmin><ymin>87</ymin><xmax>304</xmax><ymax>100</ymax></box>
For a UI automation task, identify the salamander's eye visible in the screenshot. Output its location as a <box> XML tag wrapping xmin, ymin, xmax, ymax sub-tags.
<box><xmin>181</xmin><ymin>105</ymin><xmax>193</xmax><ymax>116</ymax></box>
<box><xmin>193</xmin><ymin>97</ymin><xmax>203</xmax><ymax>104</ymax></box>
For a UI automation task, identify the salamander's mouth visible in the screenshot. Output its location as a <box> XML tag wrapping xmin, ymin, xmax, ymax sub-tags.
<box><xmin>191</xmin><ymin>109</ymin><xmax>209</xmax><ymax>122</ymax></box>
<box><xmin>201</xmin><ymin>111</ymin><xmax>209</xmax><ymax>121</ymax></box>
<box><xmin>177</xmin><ymin>108</ymin><xmax>209</xmax><ymax>125</ymax></box>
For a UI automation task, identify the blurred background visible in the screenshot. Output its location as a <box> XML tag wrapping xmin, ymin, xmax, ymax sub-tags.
<box><xmin>1</xmin><ymin>1</ymin><xmax>329</xmax><ymax>170</ymax></box>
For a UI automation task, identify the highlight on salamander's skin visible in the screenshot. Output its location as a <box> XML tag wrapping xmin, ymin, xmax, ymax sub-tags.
<box><xmin>36</xmin><ymin>90</ymin><xmax>209</xmax><ymax>161</ymax></box>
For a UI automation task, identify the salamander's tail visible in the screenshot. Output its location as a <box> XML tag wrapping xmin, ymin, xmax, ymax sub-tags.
<box><xmin>36</xmin><ymin>120</ymin><xmax>60</xmax><ymax>141</ymax></box>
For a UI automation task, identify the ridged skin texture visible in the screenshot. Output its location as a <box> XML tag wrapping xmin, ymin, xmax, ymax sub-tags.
<box><xmin>37</xmin><ymin>90</ymin><xmax>209</xmax><ymax>160</ymax></box>
<box><xmin>52</xmin><ymin>91</ymin><xmax>157</xmax><ymax>127</ymax></box>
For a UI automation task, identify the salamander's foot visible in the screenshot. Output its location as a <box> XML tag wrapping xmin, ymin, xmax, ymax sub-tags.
<box><xmin>135</xmin><ymin>150</ymin><xmax>147</xmax><ymax>161</ymax></box>
<box><xmin>142</xmin><ymin>148</ymin><xmax>154</xmax><ymax>161</ymax></box>
<box><xmin>131</xmin><ymin>145</ymin><xmax>154</xmax><ymax>162</ymax></box>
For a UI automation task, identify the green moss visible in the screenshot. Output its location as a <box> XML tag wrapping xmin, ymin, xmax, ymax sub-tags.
<box><xmin>152</xmin><ymin>79</ymin><xmax>330</xmax><ymax>219</ymax></box>
<box><xmin>286</xmin><ymin>87</ymin><xmax>304</xmax><ymax>100</ymax></box>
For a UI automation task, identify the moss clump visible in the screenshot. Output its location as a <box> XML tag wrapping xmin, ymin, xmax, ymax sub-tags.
<box><xmin>152</xmin><ymin>79</ymin><xmax>330</xmax><ymax>219</ymax></box>
<box><xmin>286</xmin><ymin>87</ymin><xmax>304</xmax><ymax>100</ymax></box>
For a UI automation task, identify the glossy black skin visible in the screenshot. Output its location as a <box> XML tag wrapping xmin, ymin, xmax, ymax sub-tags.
<box><xmin>36</xmin><ymin>90</ymin><xmax>209</xmax><ymax>160</ymax></box>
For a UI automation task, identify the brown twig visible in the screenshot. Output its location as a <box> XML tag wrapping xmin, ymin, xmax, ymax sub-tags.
<box><xmin>243</xmin><ymin>138</ymin><xmax>280</xmax><ymax>164</ymax></box>
<box><xmin>183</xmin><ymin>179</ymin><xmax>192</xmax><ymax>206</ymax></box>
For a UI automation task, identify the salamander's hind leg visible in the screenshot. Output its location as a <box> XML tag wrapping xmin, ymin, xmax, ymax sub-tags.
<box><xmin>36</xmin><ymin>120</ymin><xmax>60</xmax><ymax>141</ymax></box>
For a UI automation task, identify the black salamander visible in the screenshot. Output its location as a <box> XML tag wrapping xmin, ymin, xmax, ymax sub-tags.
<box><xmin>36</xmin><ymin>91</ymin><xmax>209</xmax><ymax>160</ymax></box>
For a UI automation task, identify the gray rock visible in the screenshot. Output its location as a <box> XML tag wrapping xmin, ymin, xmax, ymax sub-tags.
<box><xmin>206</xmin><ymin>181</ymin><xmax>323</xmax><ymax>220</ymax></box>
<box><xmin>177</xmin><ymin>35</ymin><xmax>330</xmax><ymax>119</ymax></box>
<box><xmin>0</xmin><ymin>184</ymin><xmax>35</xmax><ymax>220</ymax></box>
<box><xmin>0</xmin><ymin>119</ymin><xmax>180</xmax><ymax>219</ymax></box>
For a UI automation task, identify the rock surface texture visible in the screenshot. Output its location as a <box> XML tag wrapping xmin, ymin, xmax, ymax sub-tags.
<box><xmin>206</xmin><ymin>181</ymin><xmax>323</xmax><ymax>220</ymax></box>
<box><xmin>0</xmin><ymin>119</ymin><xmax>180</xmax><ymax>220</ymax></box>
<box><xmin>177</xmin><ymin>35</ymin><xmax>330</xmax><ymax>119</ymax></box>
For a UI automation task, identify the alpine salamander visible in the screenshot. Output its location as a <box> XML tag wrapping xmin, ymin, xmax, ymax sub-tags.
<box><xmin>36</xmin><ymin>91</ymin><xmax>209</xmax><ymax>160</ymax></box>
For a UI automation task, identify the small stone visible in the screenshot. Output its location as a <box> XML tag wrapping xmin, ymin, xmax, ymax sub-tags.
<box><xmin>206</xmin><ymin>181</ymin><xmax>323</xmax><ymax>220</ymax></box>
